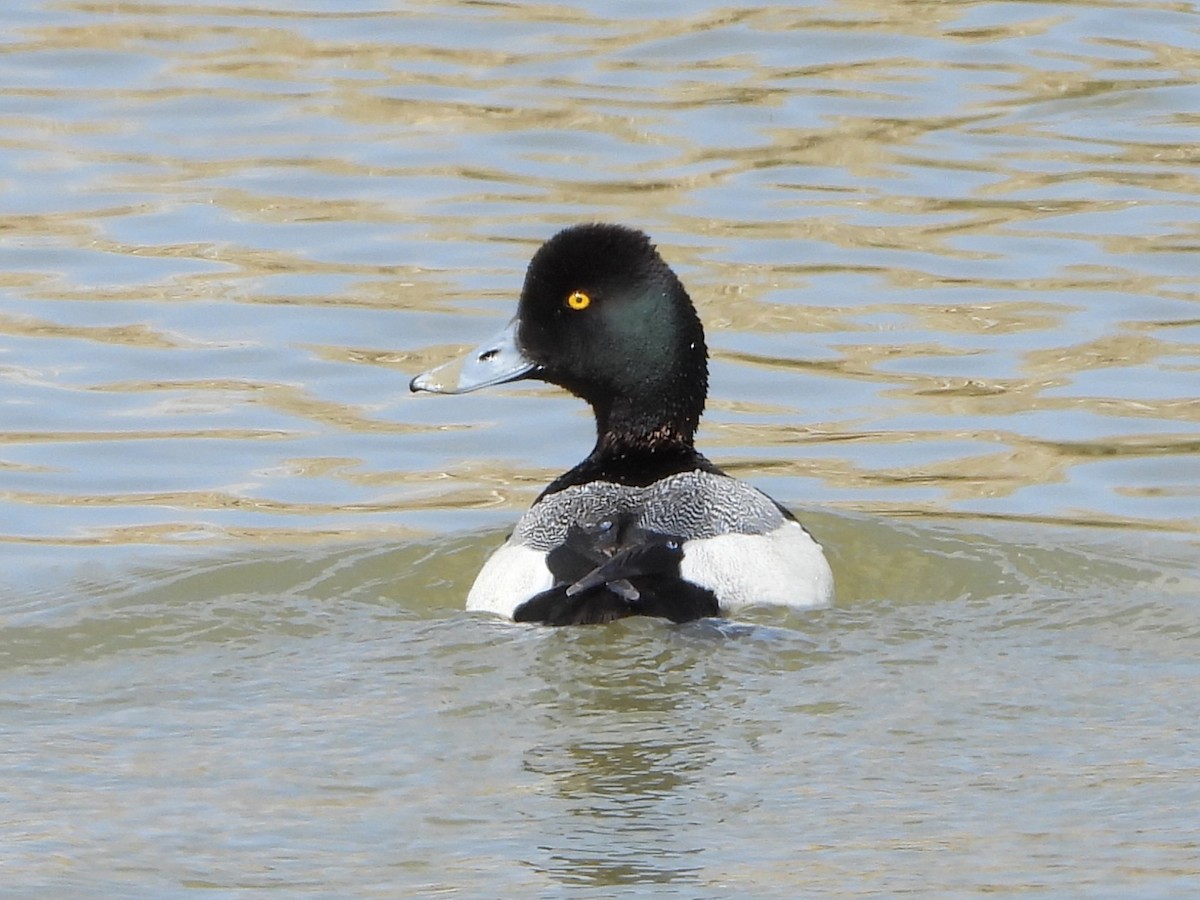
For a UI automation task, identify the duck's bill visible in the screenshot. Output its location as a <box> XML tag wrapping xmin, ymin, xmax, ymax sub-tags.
<box><xmin>409</xmin><ymin>318</ymin><xmax>538</xmax><ymax>394</ymax></box>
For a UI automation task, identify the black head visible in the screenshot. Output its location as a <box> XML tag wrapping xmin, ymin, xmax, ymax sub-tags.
<box><xmin>514</xmin><ymin>224</ymin><xmax>709</xmax><ymax>449</ymax></box>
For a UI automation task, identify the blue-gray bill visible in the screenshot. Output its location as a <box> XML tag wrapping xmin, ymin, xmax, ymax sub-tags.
<box><xmin>409</xmin><ymin>318</ymin><xmax>537</xmax><ymax>394</ymax></box>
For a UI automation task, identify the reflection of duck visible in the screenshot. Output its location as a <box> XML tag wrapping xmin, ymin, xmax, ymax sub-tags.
<box><xmin>411</xmin><ymin>224</ymin><xmax>833</xmax><ymax>624</ymax></box>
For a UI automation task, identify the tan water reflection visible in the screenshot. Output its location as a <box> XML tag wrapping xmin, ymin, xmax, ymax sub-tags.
<box><xmin>1</xmin><ymin>0</ymin><xmax>1197</xmax><ymax>555</ymax></box>
<box><xmin>4</xmin><ymin>6</ymin><xmax>1200</xmax><ymax>898</ymax></box>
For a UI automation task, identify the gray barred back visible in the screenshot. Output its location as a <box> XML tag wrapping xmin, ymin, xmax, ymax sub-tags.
<box><xmin>513</xmin><ymin>470</ymin><xmax>787</xmax><ymax>552</ymax></box>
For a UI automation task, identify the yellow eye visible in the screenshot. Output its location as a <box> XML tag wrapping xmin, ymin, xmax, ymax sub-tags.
<box><xmin>566</xmin><ymin>290</ymin><xmax>591</xmax><ymax>311</ymax></box>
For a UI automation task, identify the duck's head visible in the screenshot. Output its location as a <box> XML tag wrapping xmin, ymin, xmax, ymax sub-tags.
<box><xmin>411</xmin><ymin>224</ymin><xmax>709</xmax><ymax>450</ymax></box>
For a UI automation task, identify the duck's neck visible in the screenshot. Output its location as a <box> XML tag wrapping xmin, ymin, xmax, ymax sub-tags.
<box><xmin>592</xmin><ymin>393</ymin><xmax>698</xmax><ymax>459</ymax></box>
<box><xmin>537</xmin><ymin>392</ymin><xmax>717</xmax><ymax>498</ymax></box>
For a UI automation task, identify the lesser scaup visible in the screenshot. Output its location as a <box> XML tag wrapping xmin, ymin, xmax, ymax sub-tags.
<box><xmin>410</xmin><ymin>224</ymin><xmax>833</xmax><ymax>625</ymax></box>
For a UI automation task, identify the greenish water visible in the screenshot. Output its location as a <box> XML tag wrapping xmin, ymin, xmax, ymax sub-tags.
<box><xmin>2</xmin><ymin>0</ymin><xmax>1198</xmax><ymax>895</ymax></box>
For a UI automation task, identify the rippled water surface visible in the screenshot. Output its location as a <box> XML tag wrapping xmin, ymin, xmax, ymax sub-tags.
<box><xmin>3</xmin><ymin>0</ymin><xmax>1199</xmax><ymax>894</ymax></box>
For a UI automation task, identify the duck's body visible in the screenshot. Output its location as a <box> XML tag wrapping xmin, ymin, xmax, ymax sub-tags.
<box><xmin>411</xmin><ymin>224</ymin><xmax>833</xmax><ymax>625</ymax></box>
<box><xmin>468</xmin><ymin>470</ymin><xmax>831</xmax><ymax>624</ymax></box>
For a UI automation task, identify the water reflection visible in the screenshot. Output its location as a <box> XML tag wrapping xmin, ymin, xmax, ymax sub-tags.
<box><xmin>3</xmin><ymin>1</ymin><xmax>1200</xmax><ymax>892</ymax></box>
<box><xmin>519</xmin><ymin>625</ymin><xmax>727</xmax><ymax>886</ymax></box>
<box><xmin>3</xmin><ymin>0</ymin><xmax>1197</xmax><ymax>558</ymax></box>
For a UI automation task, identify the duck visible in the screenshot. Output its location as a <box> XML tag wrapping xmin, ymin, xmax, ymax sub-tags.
<box><xmin>410</xmin><ymin>223</ymin><xmax>833</xmax><ymax>625</ymax></box>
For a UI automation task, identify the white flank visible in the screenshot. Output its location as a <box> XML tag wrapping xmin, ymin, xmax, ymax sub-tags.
<box><xmin>464</xmin><ymin>543</ymin><xmax>553</xmax><ymax>617</ymax></box>
<box><xmin>679</xmin><ymin>520</ymin><xmax>834</xmax><ymax>611</ymax></box>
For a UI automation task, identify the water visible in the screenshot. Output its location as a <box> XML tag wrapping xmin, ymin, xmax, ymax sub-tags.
<box><xmin>2</xmin><ymin>0</ymin><xmax>1198</xmax><ymax>894</ymax></box>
